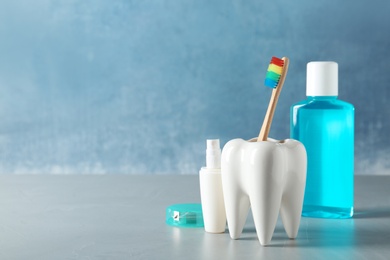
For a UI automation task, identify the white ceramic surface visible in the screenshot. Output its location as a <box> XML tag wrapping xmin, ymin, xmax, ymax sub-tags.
<box><xmin>221</xmin><ymin>138</ymin><xmax>307</xmax><ymax>245</ymax></box>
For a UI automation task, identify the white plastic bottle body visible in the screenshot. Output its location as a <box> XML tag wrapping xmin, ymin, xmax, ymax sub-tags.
<box><xmin>199</xmin><ymin>167</ymin><xmax>226</xmax><ymax>233</ymax></box>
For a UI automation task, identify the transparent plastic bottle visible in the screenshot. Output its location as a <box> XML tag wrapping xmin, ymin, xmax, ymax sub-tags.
<box><xmin>290</xmin><ymin>62</ymin><xmax>354</xmax><ymax>218</ymax></box>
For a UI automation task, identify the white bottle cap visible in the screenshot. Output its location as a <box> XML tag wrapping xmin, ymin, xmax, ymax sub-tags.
<box><xmin>206</xmin><ymin>139</ymin><xmax>221</xmax><ymax>169</ymax></box>
<box><xmin>306</xmin><ymin>61</ymin><xmax>338</xmax><ymax>96</ymax></box>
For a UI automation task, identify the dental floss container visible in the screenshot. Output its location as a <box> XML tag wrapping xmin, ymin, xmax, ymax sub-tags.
<box><xmin>166</xmin><ymin>203</ymin><xmax>204</xmax><ymax>227</ymax></box>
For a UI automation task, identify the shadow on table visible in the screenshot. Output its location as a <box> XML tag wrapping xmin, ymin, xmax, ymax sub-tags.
<box><xmin>239</xmin><ymin>211</ymin><xmax>390</xmax><ymax>248</ymax></box>
<box><xmin>353</xmin><ymin>207</ymin><xmax>390</xmax><ymax>218</ymax></box>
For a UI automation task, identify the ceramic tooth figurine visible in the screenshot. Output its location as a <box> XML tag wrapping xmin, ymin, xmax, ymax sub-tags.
<box><xmin>221</xmin><ymin>137</ymin><xmax>307</xmax><ymax>245</ymax></box>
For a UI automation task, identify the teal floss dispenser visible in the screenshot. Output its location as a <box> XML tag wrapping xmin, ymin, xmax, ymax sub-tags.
<box><xmin>290</xmin><ymin>61</ymin><xmax>354</xmax><ymax>218</ymax></box>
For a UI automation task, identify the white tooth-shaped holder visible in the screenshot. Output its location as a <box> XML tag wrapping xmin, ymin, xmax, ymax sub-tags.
<box><xmin>221</xmin><ymin>137</ymin><xmax>307</xmax><ymax>245</ymax></box>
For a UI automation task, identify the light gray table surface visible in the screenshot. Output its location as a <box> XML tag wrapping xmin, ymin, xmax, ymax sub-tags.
<box><xmin>0</xmin><ymin>175</ymin><xmax>389</xmax><ymax>260</ymax></box>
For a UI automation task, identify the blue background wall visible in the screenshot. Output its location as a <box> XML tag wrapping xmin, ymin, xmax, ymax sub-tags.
<box><xmin>0</xmin><ymin>0</ymin><xmax>389</xmax><ymax>174</ymax></box>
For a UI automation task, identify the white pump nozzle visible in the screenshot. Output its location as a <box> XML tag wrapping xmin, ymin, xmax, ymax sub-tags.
<box><xmin>206</xmin><ymin>139</ymin><xmax>221</xmax><ymax>169</ymax></box>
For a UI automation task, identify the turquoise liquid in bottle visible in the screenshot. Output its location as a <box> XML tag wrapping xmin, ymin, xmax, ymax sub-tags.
<box><xmin>291</xmin><ymin>62</ymin><xmax>354</xmax><ymax>218</ymax></box>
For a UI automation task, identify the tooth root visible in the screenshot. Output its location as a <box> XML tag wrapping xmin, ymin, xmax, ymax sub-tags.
<box><xmin>280</xmin><ymin>142</ymin><xmax>306</xmax><ymax>239</ymax></box>
<box><xmin>250</xmin><ymin>187</ymin><xmax>282</xmax><ymax>245</ymax></box>
<box><xmin>279</xmin><ymin>172</ymin><xmax>306</xmax><ymax>238</ymax></box>
<box><xmin>247</xmin><ymin>147</ymin><xmax>284</xmax><ymax>245</ymax></box>
<box><xmin>280</xmin><ymin>190</ymin><xmax>303</xmax><ymax>239</ymax></box>
<box><xmin>221</xmin><ymin>144</ymin><xmax>251</xmax><ymax>240</ymax></box>
<box><xmin>222</xmin><ymin>177</ymin><xmax>250</xmax><ymax>239</ymax></box>
<box><xmin>227</xmin><ymin>195</ymin><xmax>250</xmax><ymax>239</ymax></box>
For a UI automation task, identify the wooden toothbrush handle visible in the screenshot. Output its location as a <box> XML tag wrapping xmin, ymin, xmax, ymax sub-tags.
<box><xmin>257</xmin><ymin>57</ymin><xmax>289</xmax><ymax>142</ymax></box>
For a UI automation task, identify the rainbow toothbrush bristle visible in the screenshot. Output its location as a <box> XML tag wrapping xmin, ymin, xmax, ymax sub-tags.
<box><xmin>264</xmin><ymin>57</ymin><xmax>285</xmax><ymax>88</ymax></box>
<box><xmin>258</xmin><ymin>56</ymin><xmax>289</xmax><ymax>141</ymax></box>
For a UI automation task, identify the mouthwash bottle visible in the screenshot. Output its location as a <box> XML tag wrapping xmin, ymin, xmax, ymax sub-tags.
<box><xmin>290</xmin><ymin>61</ymin><xmax>354</xmax><ymax>218</ymax></box>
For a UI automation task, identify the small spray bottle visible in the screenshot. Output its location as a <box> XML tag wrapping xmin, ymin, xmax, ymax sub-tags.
<box><xmin>199</xmin><ymin>139</ymin><xmax>226</xmax><ymax>233</ymax></box>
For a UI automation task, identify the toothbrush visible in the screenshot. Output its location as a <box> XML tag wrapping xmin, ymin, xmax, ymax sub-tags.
<box><xmin>257</xmin><ymin>56</ymin><xmax>290</xmax><ymax>142</ymax></box>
